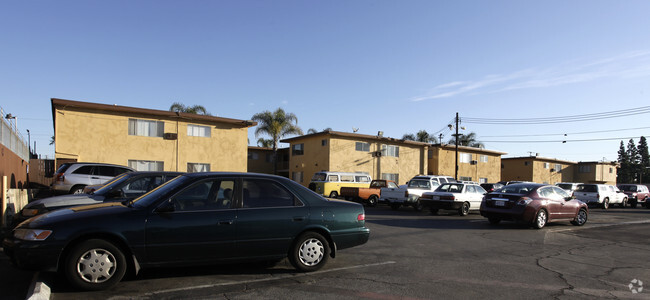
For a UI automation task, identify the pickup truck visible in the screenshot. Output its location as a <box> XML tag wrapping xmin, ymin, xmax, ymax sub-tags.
<box><xmin>380</xmin><ymin>175</ymin><xmax>455</xmax><ymax>211</ymax></box>
<box><xmin>340</xmin><ymin>179</ymin><xmax>398</xmax><ymax>206</ymax></box>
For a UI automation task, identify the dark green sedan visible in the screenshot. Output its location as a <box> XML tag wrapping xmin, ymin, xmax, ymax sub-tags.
<box><xmin>3</xmin><ymin>172</ymin><xmax>370</xmax><ymax>291</ymax></box>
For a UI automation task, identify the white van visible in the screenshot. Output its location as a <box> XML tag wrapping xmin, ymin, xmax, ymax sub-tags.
<box><xmin>308</xmin><ymin>172</ymin><xmax>372</xmax><ymax>198</ymax></box>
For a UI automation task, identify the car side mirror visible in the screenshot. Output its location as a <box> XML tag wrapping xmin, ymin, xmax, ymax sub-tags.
<box><xmin>155</xmin><ymin>200</ymin><xmax>175</xmax><ymax>213</ymax></box>
<box><xmin>106</xmin><ymin>189</ymin><xmax>124</xmax><ymax>199</ymax></box>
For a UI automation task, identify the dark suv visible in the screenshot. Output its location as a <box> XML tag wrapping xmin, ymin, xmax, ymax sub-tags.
<box><xmin>617</xmin><ymin>184</ymin><xmax>650</xmax><ymax>208</ymax></box>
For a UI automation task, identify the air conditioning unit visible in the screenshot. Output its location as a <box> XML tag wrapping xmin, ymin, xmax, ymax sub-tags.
<box><xmin>470</xmin><ymin>160</ymin><xmax>478</xmax><ymax>165</ymax></box>
<box><xmin>163</xmin><ymin>133</ymin><xmax>178</xmax><ymax>140</ymax></box>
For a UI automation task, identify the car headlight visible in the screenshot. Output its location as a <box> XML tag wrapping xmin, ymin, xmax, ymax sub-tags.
<box><xmin>21</xmin><ymin>208</ymin><xmax>42</xmax><ymax>217</ymax></box>
<box><xmin>13</xmin><ymin>229</ymin><xmax>53</xmax><ymax>241</ymax></box>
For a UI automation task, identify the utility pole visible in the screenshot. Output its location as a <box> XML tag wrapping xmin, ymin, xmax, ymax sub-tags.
<box><xmin>455</xmin><ymin>112</ymin><xmax>459</xmax><ymax>180</ymax></box>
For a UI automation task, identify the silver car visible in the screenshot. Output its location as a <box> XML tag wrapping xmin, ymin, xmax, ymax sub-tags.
<box><xmin>51</xmin><ymin>162</ymin><xmax>134</xmax><ymax>194</ymax></box>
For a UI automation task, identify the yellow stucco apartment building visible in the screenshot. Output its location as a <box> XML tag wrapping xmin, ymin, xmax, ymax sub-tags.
<box><xmin>501</xmin><ymin>156</ymin><xmax>618</xmax><ymax>185</ymax></box>
<box><xmin>52</xmin><ymin>98</ymin><xmax>255</xmax><ymax>172</ymax></box>
<box><xmin>281</xmin><ymin>131</ymin><xmax>506</xmax><ymax>186</ymax></box>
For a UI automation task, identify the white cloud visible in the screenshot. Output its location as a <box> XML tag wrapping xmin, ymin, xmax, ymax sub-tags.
<box><xmin>411</xmin><ymin>50</ymin><xmax>650</xmax><ymax>101</ymax></box>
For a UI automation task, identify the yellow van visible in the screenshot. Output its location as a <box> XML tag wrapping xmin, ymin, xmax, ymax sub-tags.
<box><xmin>308</xmin><ymin>172</ymin><xmax>372</xmax><ymax>198</ymax></box>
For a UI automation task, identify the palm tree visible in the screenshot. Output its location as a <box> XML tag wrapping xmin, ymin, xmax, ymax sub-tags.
<box><xmin>448</xmin><ymin>132</ymin><xmax>484</xmax><ymax>148</ymax></box>
<box><xmin>257</xmin><ymin>138</ymin><xmax>273</xmax><ymax>148</ymax></box>
<box><xmin>169</xmin><ymin>102</ymin><xmax>210</xmax><ymax>115</ymax></box>
<box><xmin>252</xmin><ymin>108</ymin><xmax>304</xmax><ymax>174</ymax></box>
<box><xmin>403</xmin><ymin>130</ymin><xmax>437</xmax><ymax>143</ymax></box>
<box><xmin>307</xmin><ymin>127</ymin><xmax>333</xmax><ymax>134</ymax></box>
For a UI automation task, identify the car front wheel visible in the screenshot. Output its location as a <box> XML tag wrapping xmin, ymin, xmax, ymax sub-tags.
<box><xmin>533</xmin><ymin>209</ymin><xmax>548</xmax><ymax>229</ymax></box>
<box><xmin>571</xmin><ymin>208</ymin><xmax>588</xmax><ymax>226</ymax></box>
<box><xmin>64</xmin><ymin>239</ymin><xmax>127</xmax><ymax>291</ymax></box>
<box><xmin>289</xmin><ymin>232</ymin><xmax>330</xmax><ymax>272</ymax></box>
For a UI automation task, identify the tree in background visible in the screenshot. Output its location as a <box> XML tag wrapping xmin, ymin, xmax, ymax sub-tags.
<box><xmin>257</xmin><ymin>138</ymin><xmax>273</xmax><ymax>148</ymax></box>
<box><xmin>252</xmin><ymin>108</ymin><xmax>303</xmax><ymax>174</ymax></box>
<box><xmin>638</xmin><ymin>136</ymin><xmax>650</xmax><ymax>183</ymax></box>
<box><xmin>448</xmin><ymin>132</ymin><xmax>484</xmax><ymax>148</ymax></box>
<box><xmin>617</xmin><ymin>141</ymin><xmax>632</xmax><ymax>183</ymax></box>
<box><xmin>169</xmin><ymin>102</ymin><xmax>210</xmax><ymax>115</ymax></box>
<box><xmin>402</xmin><ymin>130</ymin><xmax>438</xmax><ymax>143</ymax></box>
<box><xmin>617</xmin><ymin>137</ymin><xmax>650</xmax><ymax>183</ymax></box>
<box><xmin>307</xmin><ymin>128</ymin><xmax>332</xmax><ymax>134</ymax></box>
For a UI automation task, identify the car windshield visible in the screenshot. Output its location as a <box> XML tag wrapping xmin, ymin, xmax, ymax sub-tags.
<box><xmin>131</xmin><ymin>175</ymin><xmax>190</xmax><ymax>207</ymax></box>
<box><xmin>408</xmin><ymin>179</ymin><xmax>431</xmax><ymax>189</ymax></box>
<box><xmin>92</xmin><ymin>173</ymin><xmax>131</xmax><ymax>195</ymax></box>
<box><xmin>436</xmin><ymin>183</ymin><xmax>464</xmax><ymax>193</ymax></box>
<box><xmin>311</xmin><ymin>173</ymin><xmax>326</xmax><ymax>181</ymax></box>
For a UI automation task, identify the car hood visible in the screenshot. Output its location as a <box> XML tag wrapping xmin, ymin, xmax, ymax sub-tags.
<box><xmin>23</xmin><ymin>194</ymin><xmax>105</xmax><ymax>209</ymax></box>
<box><xmin>21</xmin><ymin>202</ymin><xmax>129</xmax><ymax>228</ymax></box>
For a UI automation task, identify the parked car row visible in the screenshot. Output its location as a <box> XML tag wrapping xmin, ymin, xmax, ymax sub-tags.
<box><xmin>4</xmin><ymin>172</ymin><xmax>370</xmax><ymax>291</ymax></box>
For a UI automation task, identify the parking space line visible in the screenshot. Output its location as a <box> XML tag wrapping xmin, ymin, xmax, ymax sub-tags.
<box><xmin>142</xmin><ymin>261</ymin><xmax>397</xmax><ymax>296</ymax></box>
<box><xmin>550</xmin><ymin>219</ymin><xmax>650</xmax><ymax>233</ymax></box>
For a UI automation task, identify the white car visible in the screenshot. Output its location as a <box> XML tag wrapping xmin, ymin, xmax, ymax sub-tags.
<box><xmin>381</xmin><ymin>175</ymin><xmax>455</xmax><ymax>211</ymax></box>
<box><xmin>574</xmin><ymin>184</ymin><xmax>624</xmax><ymax>209</ymax></box>
<box><xmin>419</xmin><ymin>183</ymin><xmax>487</xmax><ymax>216</ymax></box>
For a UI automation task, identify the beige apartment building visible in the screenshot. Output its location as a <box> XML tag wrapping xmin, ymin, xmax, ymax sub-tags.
<box><xmin>573</xmin><ymin>161</ymin><xmax>618</xmax><ymax>184</ymax></box>
<box><xmin>52</xmin><ymin>98</ymin><xmax>255</xmax><ymax>172</ymax></box>
<box><xmin>428</xmin><ymin>145</ymin><xmax>506</xmax><ymax>184</ymax></box>
<box><xmin>281</xmin><ymin>131</ymin><xmax>429</xmax><ymax>186</ymax></box>
<box><xmin>501</xmin><ymin>156</ymin><xmax>576</xmax><ymax>184</ymax></box>
<box><xmin>280</xmin><ymin>131</ymin><xmax>507</xmax><ymax>186</ymax></box>
<box><xmin>247</xmin><ymin>146</ymin><xmax>290</xmax><ymax>177</ymax></box>
<box><xmin>501</xmin><ymin>156</ymin><xmax>618</xmax><ymax>185</ymax></box>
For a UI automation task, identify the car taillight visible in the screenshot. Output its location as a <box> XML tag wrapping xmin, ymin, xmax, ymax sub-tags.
<box><xmin>420</xmin><ymin>194</ymin><xmax>432</xmax><ymax>200</ymax></box>
<box><xmin>596</xmin><ymin>193</ymin><xmax>600</xmax><ymax>199</ymax></box>
<box><xmin>357</xmin><ymin>213</ymin><xmax>365</xmax><ymax>221</ymax></box>
<box><xmin>55</xmin><ymin>173</ymin><xmax>65</xmax><ymax>182</ymax></box>
<box><xmin>516</xmin><ymin>197</ymin><xmax>532</xmax><ymax>206</ymax></box>
<box><xmin>442</xmin><ymin>195</ymin><xmax>455</xmax><ymax>200</ymax></box>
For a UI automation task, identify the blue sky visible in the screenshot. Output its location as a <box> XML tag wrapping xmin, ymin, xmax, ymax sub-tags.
<box><xmin>2</xmin><ymin>0</ymin><xmax>650</xmax><ymax>162</ymax></box>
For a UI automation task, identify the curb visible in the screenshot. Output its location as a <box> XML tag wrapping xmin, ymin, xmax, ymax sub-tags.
<box><xmin>26</xmin><ymin>273</ymin><xmax>50</xmax><ymax>300</ymax></box>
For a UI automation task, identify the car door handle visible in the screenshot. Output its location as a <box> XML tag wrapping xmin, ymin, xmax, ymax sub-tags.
<box><xmin>292</xmin><ymin>216</ymin><xmax>306</xmax><ymax>222</ymax></box>
<box><xmin>218</xmin><ymin>220</ymin><xmax>234</xmax><ymax>225</ymax></box>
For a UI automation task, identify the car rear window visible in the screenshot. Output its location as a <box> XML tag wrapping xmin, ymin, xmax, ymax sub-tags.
<box><xmin>576</xmin><ymin>185</ymin><xmax>598</xmax><ymax>192</ymax></box>
<box><xmin>618</xmin><ymin>185</ymin><xmax>636</xmax><ymax>192</ymax></box>
<box><xmin>56</xmin><ymin>163</ymin><xmax>72</xmax><ymax>173</ymax></box>
<box><xmin>500</xmin><ymin>184</ymin><xmax>535</xmax><ymax>194</ymax></box>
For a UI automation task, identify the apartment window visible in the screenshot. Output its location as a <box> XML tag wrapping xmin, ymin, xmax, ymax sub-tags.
<box><xmin>322</xmin><ymin>139</ymin><xmax>327</xmax><ymax>146</ymax></box>
<box><xmin>128</xmin><ymin>119</ymin><xmax>164</xmax><ymax>137</ymax></box>
<box><xmin>381</xmin><ymin>173</ymin><xmax>399</xmax><ymax>183</ymax></box>
<box><xmin>609</xmin><ymin>167</ymin><xmax>613</xmax><ymax>173</ymax></box>
<box><xmin>187</xmin><ymin>124</ymin><xmax>211</xmax><ymax>137</ymax></box>
<box><xmin>544</xmin><ymin>163</ymin><xmax>550</xmax><ymax>169</ymax></box>
<box><xmin>266</xmin><ymin>153</ymin><xmax>273</xmax><ymax>163</ymax></box>
<box><xmin>382</xmin><ymin>145</ymin><xmax>399</xmax><ymax>157</ymax></box>
<box><xmin>479</xmin><ymin>177</ymin><xmax>488</xmax><ymax>184</ymax></box>
<box><xmin>187</xmin><ymin>163</ymin><xmax>210</xmax><ymax>172</ymax></box>
<box><xmin>128</xmin><ymin>160</ymin><xmax>164</xmax><ymax>171</ymax></box>
<box><xmin>292</xmin><ymin>171</ymin><xmax>304</xmax><ymax>183</ymax></box>
<box><xmin>355</xmin><ymin>142</ymin><xmax>370</xmax><ymax>152</ymax></box>
<box><xmin>480</xmin><ymin>155</ymin><xmax>488</xmax><ymax>163</ymax></box>
<box><xmin>524</xmin><ymin>161</ymin><xmax>531</xmax><ymax>166</ymax></box>
<box><xmin>428</xmin><ymin>149</ymin><xmax>434</xmax><ymax>159</ymax></box>
<box><xmin>555</xmin><ymin>164</ymin><xmax>562</xmax><ymax>172</ymax></box>
<box><xmin>579</xmin><ymin>165</ymin><xmax>592</xmax><ymax>173</ymax></box>
<box><xmin>459</xmin><ymin>153</ymin><xmax>471</xmax><ymax>163</ymax></box>
<box><xmin>292</xmin><ymin>143</ymin><xmax>304</xmax><ymax>156</ymax></box>
<box><xmin>459</xmin><ymin>176</ymin><xmax>472</xmax><ymax>181</ymax></box>
<box><xmin>248</xmin><ymin>152</ymin><xmax>259</xmax><ymax>160</ymax></box>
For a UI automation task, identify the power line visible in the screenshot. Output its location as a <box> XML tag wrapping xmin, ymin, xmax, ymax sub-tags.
<box><xmin>479</xmin><ymin>126</ymin><xmax>650</xmax><ymax>138</ymax></box>
<box><xmin>482</xmin><ymin>136</ymin><xmax>643</xmax><ymax>143</ymax></box>
<box><xmin>463</xmin><ymin>105</ymin><xmax>650</xmax><ymax>124</ymax></box>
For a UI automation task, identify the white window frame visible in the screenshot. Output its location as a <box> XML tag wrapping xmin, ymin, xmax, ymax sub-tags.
<box><xmin>128</xmin><ymin>160</ymin><xmax>164</xmax><ymax>171</ymax></box>
<box><xmin>381</xmin><ymin>173</ymin><xmax>399</xmax><ymax>183</ymax></box>
<box><xmin>187</xmin><ymin>124</ymin><xmax>211</xmax><ymax>137</ymax></box>
<box><xmin>382</xmin><ymin>145</ymin><xmax>399</xmax><ymax>157</ymax></box>
<box><xmin>187</xmin><ymin>162</ymin><xmax>210</xmax><ymax>172</ymax></box>
<box><xmin>480</xmin><ymin>155</ymin><xmax>488</xmax><ymax>163</ymax></box>
<box><xmin>128</xmin><ymin>119</ymin><xmax>164</xmax><ymax>137</ymax></box>
<box><xmin>355</xmin><ymin>142</ymin><xmax>370</xmax><ymax>152</ymax></box>
<box><xmin>459</xmin><ymin>153</ymin><xmax>472</xmax><ymax>163</ymax></box>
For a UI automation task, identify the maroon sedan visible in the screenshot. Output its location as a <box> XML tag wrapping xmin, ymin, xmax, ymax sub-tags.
<box><xmin>480</xmin><ymin>183</ymin><xmax>588</xmax><ymax>229</ymax></box>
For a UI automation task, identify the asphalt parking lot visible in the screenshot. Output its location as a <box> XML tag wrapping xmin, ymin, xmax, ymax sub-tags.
<box><xmin>3</xmin><ymin>205</ymin><xmax>650</xmax><ymax>300</ymax></box>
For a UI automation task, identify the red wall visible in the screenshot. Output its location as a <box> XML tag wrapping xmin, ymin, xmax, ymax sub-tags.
<box><xmin>0</xmin><ymin>144</ymin><xmax>29</xmax><ymax>189</ymax></box>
